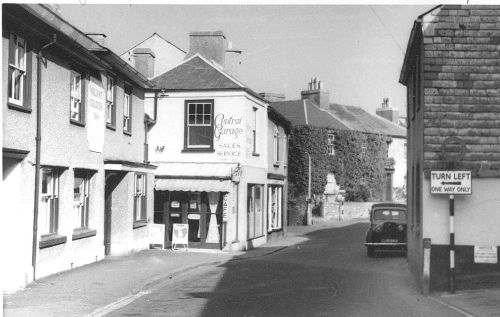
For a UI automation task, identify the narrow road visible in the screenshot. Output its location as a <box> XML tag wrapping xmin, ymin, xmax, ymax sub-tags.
<box><xmin>109</xmin><ymin>222</ymin><xmax>463</xmax><ymax>316</ymax></box>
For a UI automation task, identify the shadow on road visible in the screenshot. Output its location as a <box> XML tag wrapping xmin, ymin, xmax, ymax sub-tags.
<box><xmin>187</xmin><ymin>223</ymin><xmax>413</xmax><ymax>317</ymax></box>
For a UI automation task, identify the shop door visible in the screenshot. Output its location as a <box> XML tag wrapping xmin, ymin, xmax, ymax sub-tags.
<box><xmin>168</xmin><ymin>191</ymin><xmax>222</xmax><ymax>249</ymax></box>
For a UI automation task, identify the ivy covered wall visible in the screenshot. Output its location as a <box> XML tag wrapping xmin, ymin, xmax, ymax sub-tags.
<box><xmin>287</xmin><ymin>125</ymin><xmax>389</xmax><ymax>224</ymax></box>
<box><xmin>329</xmin><ymin>130</ymin><xmax>389</xmax><ymax>202</ymax></box>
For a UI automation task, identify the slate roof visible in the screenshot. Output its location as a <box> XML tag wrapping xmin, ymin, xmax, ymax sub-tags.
<box><xmin>328</xmin><ymin>103</ymin><xmax>406</xmax><ymax>138</ymax></box>
<box><xmin>271</xmin><ymin>99</ymin><xmax>350</xmax><ymax>131</ymax></box>
<box><xmin>150</xmin><ymin>54</ymin><xmax>267</xmax><ymax>103</ymax></box>
<box><xmin>151</xmin><ymin>54</ymin><xmax>243</xmax><ymax>90</ymax></box>
<box><xmin>271</xmin><ymin>99</ymin><xmax>406</xmax><ymax>138</ymax></box>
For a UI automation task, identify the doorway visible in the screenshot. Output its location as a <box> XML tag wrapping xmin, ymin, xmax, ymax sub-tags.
<box><xmin>157</xmin><ymin>191</ymin><xmax>223</xmax><ymax>249</ymax></box>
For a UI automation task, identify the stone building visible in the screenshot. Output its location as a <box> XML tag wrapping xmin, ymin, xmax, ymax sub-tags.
<box><xmin>400</xmin><ymin>5</ymin><xmax>500</xmax><ymax>292</ymax></box>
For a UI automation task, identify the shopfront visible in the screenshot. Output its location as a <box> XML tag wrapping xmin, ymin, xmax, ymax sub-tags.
<box><xmin>155</xmin><ymin>190</ymin><xmax>229</xmax><ymax>249</ymax></box>
<box><xmin>153</xmin><ymin>162</ymin><xmax>237</xmax><ymax>249</ymax></box>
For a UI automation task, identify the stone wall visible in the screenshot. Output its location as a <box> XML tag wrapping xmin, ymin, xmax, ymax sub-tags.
<box><xmin>422</xmin><ymin>5</ymin><xmax>500</xmax><ymax>177</ymax></box>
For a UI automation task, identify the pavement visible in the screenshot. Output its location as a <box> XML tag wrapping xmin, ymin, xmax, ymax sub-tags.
<box><xmin>3</xmin><ymin>217</ymin><xmax>500</xmax><ymax>317</ymax></box>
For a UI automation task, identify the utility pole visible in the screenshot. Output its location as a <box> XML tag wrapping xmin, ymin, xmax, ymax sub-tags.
<box><xmin>306</xmin><ymin>152</ymin><xmax>312</xmax><ymax>225</ymax></box>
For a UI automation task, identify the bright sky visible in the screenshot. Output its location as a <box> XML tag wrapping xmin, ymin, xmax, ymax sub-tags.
<box><xmin>56</xmin><ymin>3</ymin><xmax>439</xmax><ymax>117</ymax></box>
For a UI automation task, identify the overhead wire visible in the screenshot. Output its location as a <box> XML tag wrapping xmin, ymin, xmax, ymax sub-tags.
<box><xmin>369</xmin><ymin>5</ymin><xmax>405</xmax><ymax>56</ymax></box>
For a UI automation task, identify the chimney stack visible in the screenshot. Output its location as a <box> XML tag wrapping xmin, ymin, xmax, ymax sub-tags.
<box><xmin>132</xmin><ymin>48</ymin><xmax>156</xmax><ymax>78</ymax></box>
<box><xmin>186</xmin><ymin>31</ymin><xmax>227</xmax><ymax>68</ymax></box>
<box><xmin>376</xmin><ymin>97</ymin><xmax>399</xmax><ymax>123</ymax></box>
<box><xmin>301</xmin><ymin>77</ymin><xmax>330</xmax><ymax>110</ymax></box>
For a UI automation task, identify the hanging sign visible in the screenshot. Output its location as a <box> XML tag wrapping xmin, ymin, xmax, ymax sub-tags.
<box><xmin>222</xmin><ymin>193</ymin><xmax>229</xmax><ymax>222</ymax></box>
<box><xmin>474</xmin><ymin>246</ymin><xmax>498</xmax><ymax>264</ymax></box>
<box><xmin>430</xmin><ymin>171</ymin><xmax>472</xmax><ymax>195</ymax></box>
<box><xmin>87</xmin><ymin>82</ymin><xmax>105</xmax><ymax>153</ymax></box>
<box><xmin>172</xmin><ymin>223</ymin><xmax>188</xmax><ymax>251</ymax></box>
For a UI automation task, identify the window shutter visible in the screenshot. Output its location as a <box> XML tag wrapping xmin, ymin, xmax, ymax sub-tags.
<box><xmin>24</xmin><ymin>48</ymin><xmax>32</xmax><ymax>108</ymax></box>
<box><xmin>141</xmin><ymin>176</ymin><xmax>147</xmax><ymax>220</ymax></box>
<box><xmin>129</xmin><ymin>94</ymin><xmax>132</xmax><ymax>133</ymax></box>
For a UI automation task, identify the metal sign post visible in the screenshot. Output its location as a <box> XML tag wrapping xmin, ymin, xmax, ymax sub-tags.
<box><xmin>449</xmin><ymin>194</ymin><xmax>455</xmax><ymax>294</ymax></box>
<box><xmin>430</xmin><ymin>170</ymin><xmax>471</xmax><ymax>294</ymax></box>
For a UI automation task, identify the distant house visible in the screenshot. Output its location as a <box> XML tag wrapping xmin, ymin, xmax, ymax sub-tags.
<box><xmin>3</xmin><ymin>4</ymin><xmax>155</xmax><ymax>292</ymax></box>
<box><xmin>141</xmin><ymin>31</ymin><xmax>290</xmax><ymax>250</ymax></box>
<box><xmin>400</xmin><ymin>5</ymin><xmax>500</xmax><ymax>292</ymax></box>
<box><xmin>376</xmin><ymin>98</ymin><xmax>407</xmax><ymax>194</ymax></box>
<box><xmin>270</xmin><ymin>79</ymin><xmax>406</xmax><ymax>204</ymax></box>
<box><xmin>120</xmin><ymin>32</ymin><xmax>186</xmax><ymax>78</ymax></box>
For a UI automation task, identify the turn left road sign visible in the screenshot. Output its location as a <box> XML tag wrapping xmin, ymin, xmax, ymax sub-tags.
<box><xmin>431</xmin><ymin>171</ymin><xmax>472</xmax><ymax>195</ymax></box>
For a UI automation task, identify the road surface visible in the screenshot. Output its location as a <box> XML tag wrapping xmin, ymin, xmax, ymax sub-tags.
<box><xmin>108</xmin><ymin>222</ymin><xmax>463</xmax><ymax>316</ymax></box>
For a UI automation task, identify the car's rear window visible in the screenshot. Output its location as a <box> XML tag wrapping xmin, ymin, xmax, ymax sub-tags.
<box><xmin>373</xmin><ymin>209</ymin><xmax>406</xmax><ymax>221</ymax></box>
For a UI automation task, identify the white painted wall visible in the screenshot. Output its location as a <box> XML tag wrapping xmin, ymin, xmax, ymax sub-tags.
<box><xmin>389</xmin><ymin>137</ymin><xmax>407</xmax><ymax>188</ymax></box>
<box><xmin>149</xmin><ymin>91</ymin><xmax>267</xmax><ymax>169</ymax></box>
<box><xmin>422</xmin><ymin>177</ymin><xmax>500</xmax><ymax>246</ymax></box>
<box><xmin>121</xmin><ymin>33</ymin><xmax>186</xmax><ymax>79</ymax></box>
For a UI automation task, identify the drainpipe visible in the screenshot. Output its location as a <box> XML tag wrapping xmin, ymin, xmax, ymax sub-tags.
<box><xmin>32</xmin><ymin>34</ymin><xmax>57</xmax><ymax>281</ymax></box>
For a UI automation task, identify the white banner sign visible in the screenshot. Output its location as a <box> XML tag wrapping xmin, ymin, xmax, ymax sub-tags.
<box><xmin>148</xmin><ymin>223</ymin><xmax>165</xmax><ymax>247</ymax></box>
<box><xmin>87</xmin><ymin>82</ymin><xmax>105</xmax><ymax>153</ymax></box>
<box><xmin>474</xmin><ymin>246</ymin><xmax>498</xmax><ymax>264</ymax></box>
<box><xmin>172</xmin><ymin>223</ymin><xmax>189</xmax><ymax>250</ymax></box>
<box><xmin>430</xmin><ymin>171</ymin><xmax>472</xmax><ymax>195</ymax></box>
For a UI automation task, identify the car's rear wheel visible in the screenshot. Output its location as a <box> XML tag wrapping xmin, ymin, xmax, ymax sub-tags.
<box><xmin>367</xmin><ymin>246</ymin><xmax>375</xmax><ymax>257</ymax></box>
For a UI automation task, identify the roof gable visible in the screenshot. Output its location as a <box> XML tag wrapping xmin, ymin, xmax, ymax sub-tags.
<box><xmin>151</xmin><ymin>54</ymin><xmax>243</xmax><ymax>90</ymax></box>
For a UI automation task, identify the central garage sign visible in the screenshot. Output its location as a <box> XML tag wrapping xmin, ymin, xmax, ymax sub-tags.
<box><xmin>431</xmin><ymin>171</ymin><xmax>472</xmax><ymax>195</ymax></box>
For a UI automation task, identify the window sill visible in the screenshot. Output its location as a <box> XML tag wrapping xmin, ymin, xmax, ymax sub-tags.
<box><xmin>252</xmin><ymin>152</ymin><xmax>260</xmax><ymax>157</ymax></box>
<box><xmin>72</xmin><ymin>228</ymin><xmax>97</xmax><ymax>241</ymax></box>
<box><xmin>8</xmin><ymin>102</ymin><xmax>32</xmax><ymax>113</ymax></box>
<box><xmin>133</xmin><ymin>220</ymin><xmax>147</xmax><ymax>229</ymax></box>
<box><xmin>273</xmin><ymin>163</ymin><xmax>280</xmax><ymax>167</ymax></box>
<box><xmin>70</xmin><ymin>119</ymin><xmax>85</xmax><ymax>127</ymax></box>
<box><xmin>106</xmin><ymin>124</ymin><xmax>116</xmax><ymax>131</ymax></box>
<box><xmin>181</xmin><ymin>148</ymin><xmax>215</xmax><ymax>153</ymax></box>
<box><xmin>39</xmin><ymin>234</ymin><xmax>67</xmax><ymax>249</ymax></box>
<box><xmin>123</xmin><ymin>130</ymin><xmax>132</xmax><ymax>136</ymax></box>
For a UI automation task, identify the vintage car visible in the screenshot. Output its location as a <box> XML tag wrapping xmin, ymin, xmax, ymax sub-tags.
<box><xmin>365</xmin><ymin>202</ymin><xmax>407</xmax><ymax>257</ymax></box>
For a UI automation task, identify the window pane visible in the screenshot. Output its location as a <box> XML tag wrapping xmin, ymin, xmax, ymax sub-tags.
<box><xmin>17</xmin><ymin>37</ymin><xmax>25</xmax><ymax>69</ymax></box>
<box><xmin>188</xmin><ymin>126</ymin><xmax>212</xmax><ymax>146</ymax></box>
<box><xmin>41</xmin><ymin>169</ymin><xmax>50</xmax><ymax>194</ymax></box>
<box><xmin>124</xmin><ymin>94</ymin><xmax>130</xmax><ymax>116</ymax></box>
<box><xmin>106</xmin><ymin>77</ymin><xmax>114</xmax><ymax>102</ymax></box>
<box><xmin>196</xmin><ymin>103</ymin><xmax>203</xmax><ymax>114</ymax></box>
<box><xmin>189</xmin><ymin>103</ymin><xmax>195</xmax><ymax>115</ymax></box>
<box><xmin>74</xmin><ymin>176</ymin><xmax>84</xmax><ymax>202</ymax></box>
<box><xmin>203</xmin><ymin>114</ymin><xmax>211</xmax><ymax>125</ymax></box>
<box><xmin>188</xmin><ymin>114</ymin><xmax>196</xmax><ymax>124</ymax></box>
<box><xmin>203</xmin><ymin>103</ymin><xmax>211</xmax><ymax>115</ymax></box>
<box><xmin>195</xmin><ymin>113</ymin><xmax>203</xmax><ymax>125</ymax></box>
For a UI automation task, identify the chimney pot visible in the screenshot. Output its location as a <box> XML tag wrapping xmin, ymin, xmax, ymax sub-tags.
<box><xmin>301</xmin><ymin>77</ymin><xmax>330</xmax><ymax>110</ymax></box>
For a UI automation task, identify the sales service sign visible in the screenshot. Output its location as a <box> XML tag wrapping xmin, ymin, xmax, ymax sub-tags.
<box><xmin>431</xmin><ymin>171</ymin><xmax>472</xmax><ymax>195</ymax></box>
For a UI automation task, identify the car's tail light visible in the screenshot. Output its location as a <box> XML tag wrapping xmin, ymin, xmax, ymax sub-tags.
<box><xmin>398</xmin><ymin>225</ymin><xmax>404</xmax><ymax>231</ymax></box>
